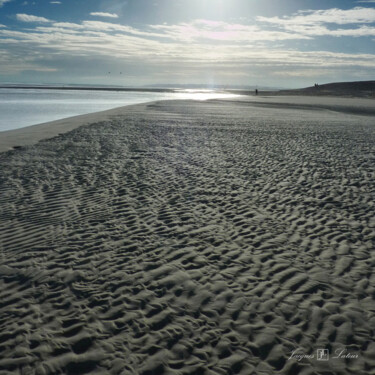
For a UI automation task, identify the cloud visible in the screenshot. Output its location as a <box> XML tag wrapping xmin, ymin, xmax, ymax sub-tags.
<box><xmin>1</xmin><ymin>20</ymin><xmax>374</xmax><ymax>69</ymax></box>
<box><xmin>258</xmin><ymin>7</ymin><xmax>375</xmax><ymax>26</ymax></box>
<box><xmin>50</xmin><ymin>20</ymin><xmax>171</xmax><ymax>39</ymax></box>
<box><xmin>2</xmin><ymin>11</ymin><xmax>375</xmax><ymax>80</ymax></box>
<box><xmin>356</xmin><ymin>0</ymin><xmax>375</xmax><ymax>3</ymax></box>
<box><xmin>150</xmin><ymin>19</ymin><xmax>311</xmax><ymax>41</ymax></box>
<box><xmin>0</xmin><ymin>0</ymin><xmax>12</xmax><ymax>7</ymax></box>
<box><xmin>16</xmin><ymin>14</ymin><xmax>52</xmax><ymax>23</ymax></box>
<box><xmin>257</xmin><ymin>7</ymin><xmax>375</xmax><ymax>38</ymax></box>
<box><xmin>90</xmin><ymin>12</ymin><xmax>119</xmax><ymax>18</ymax></box>
<box><xmin>0</xmin><ymin>48</ymin><xmax>58</xmax><ymax>74</ymax></box>
<box><xmin>46</xmin><ymin>18</ymin><xmax>310</xmax><ymax>43</ymax></box>
<box><xmin>50</xmin><ymin>1</ymin><xmax>62</xmax><ymax>4</ymax></box>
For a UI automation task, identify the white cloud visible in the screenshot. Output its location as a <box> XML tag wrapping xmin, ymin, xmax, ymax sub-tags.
<box><xmin>258</xmin><ymin>7</ymin><xmax>375</xmax><ymax>26</ymax></box>
<box><xmin>1</xmin><ymin>21</ymin><xmax>375</xmax><ymax>70</ymax></box>
<box><xmin>0</xmin><ymin>48</ymin><xmax>57</xmax><ymax>74</ymax></box>
<box><xmin>0</xmin><ymin>0</ymin><xmax>12</xmax><ymax>7</ymax></box>
<box><xmin>51</xmin><ymin>20</ymin><xmax>171</xmax><ymax>39</ymax></box>
<box><xmin>271</xmin><ymin>69</ymin><xmax>333</xmax><ymax>78</ymax></box>
<box><xmin>330</xmin><ymin>25</ymin><xmax>375</xmax><ymax>37</ymax></box>
<box><xmin>16</xmin><ymin>14</ymin><xmax>52</xmax><ymax>23</ymax></box>
<box><xmin>270</xmin><ymin>22</ymin><xmax>375</xmax><ymax>38</ymax></box>
<box><xmin>2</xmin><ymin>11</ymin><xmax>375</xmax><ymax>80</ymax></box>
<box><xmin>150</xmin><ymin>19</ymin><xmax>311</xmax><ymax>42</ymax></box>
<box><xmin>50</xmin><ymin>1</ymin><xmax>62</xmax><ymax>4</ymax></box>
<box><xmin>257</xmin><ymin>7</ymin><xmax>375</xmax><ymax>38</ymax></box>
<box><xmin>51</xmin><ymin>22</ymin><xmax>83</xmax><ymax>29</ymax></box>
<box><xmin>90</xmin><ymin>12</ymin><xmax>119</xmax><ymax>19</ymax></box>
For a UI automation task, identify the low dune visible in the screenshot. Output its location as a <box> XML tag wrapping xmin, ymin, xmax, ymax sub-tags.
<box><xmin>293</xmin><ymin>80</ymin><xmax>375</xmax><ymax>98</ymax></box>
<box><xmin>0</xmin><ymin>98</ymin><xmax>374</xmax><ymax>374</ymax></box>
<box><xmin>231</xmin><ymin>80</ymin><xmax>375</xmax><ymax>98</ymax></box>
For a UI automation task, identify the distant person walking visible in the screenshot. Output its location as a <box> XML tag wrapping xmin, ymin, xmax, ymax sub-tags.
<box><xmin>255</xmin><ymin>89</ymin><xmax>258</xmax><ymax>95</ymax></box>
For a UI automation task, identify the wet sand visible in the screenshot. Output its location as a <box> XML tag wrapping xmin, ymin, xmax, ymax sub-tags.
<box><xmin>0</xmin><ymin>98</ymin><xmax>374</xmax><ymax>374</ymax></box>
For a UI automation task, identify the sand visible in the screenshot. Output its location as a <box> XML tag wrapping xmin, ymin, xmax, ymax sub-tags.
<box><xmin>234</xmin><ymin>80</ymin><xmax>375</xmax><ymax>98</ymax></box>
<box><xmin>0</xmin><ymin>98</ymin><xmax>375</xmax><ymax>375</ymax></box>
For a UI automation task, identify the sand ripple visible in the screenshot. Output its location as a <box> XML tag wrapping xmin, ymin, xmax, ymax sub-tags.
<box><xmin>0</xmin><ymin>100</ymin><xmax>374</xmax><ymax>374</ymax></box>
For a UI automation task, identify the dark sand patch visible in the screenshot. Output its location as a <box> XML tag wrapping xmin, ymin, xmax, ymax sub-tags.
<box><xmin>0</xmin><ymin>99</ymin><xmax>374</xmax><ymax>374</ymax></box>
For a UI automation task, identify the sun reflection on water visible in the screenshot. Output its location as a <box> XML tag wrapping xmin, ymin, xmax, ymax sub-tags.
<box><xmin>174</xmin><ymin>89</ymin><xmax>241</xmax><ymax>101</ymax></box>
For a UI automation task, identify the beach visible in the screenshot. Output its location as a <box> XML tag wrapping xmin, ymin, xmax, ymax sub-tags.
<box><xmin>0</xmin><ymin>97</ymin><xmax>375</xmax><ymax>374</ymax></box>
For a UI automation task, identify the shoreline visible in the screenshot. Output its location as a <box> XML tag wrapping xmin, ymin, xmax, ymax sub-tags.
<box><xmin>3</xmin><ymin>84</ymin><xmax>375</xmax><ymax>100</ymax></box>
<box><xmin>0</xmin><ymin>85</ymin><xmax>177</xmax><ymax>93</ymax></box>
<box><xmin>2</xmin><ymin>81</ymin><xmax>375</xmax><ymax>98</ymax></box>
<box><xmin>1</xmin><ymin>95</ymin><xmax>375</xmax><ymax>153</ymax></box>
<box><xmin>0</xmin><ymin>102</ymin><xmax>152</xmax><ymax>153</ymax></box>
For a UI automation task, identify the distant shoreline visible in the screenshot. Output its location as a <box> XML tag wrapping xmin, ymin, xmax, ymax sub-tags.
<box><xmin>0</xmin><ymin>85</ymin><xmax>177</xmax><ymax>93</ymax></box>
<box><xmin>2</xmin><ymin>81</ymin><xmax>375</xmax><ymax>98</ymax></box>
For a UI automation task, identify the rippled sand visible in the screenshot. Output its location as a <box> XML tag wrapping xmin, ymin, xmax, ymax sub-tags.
<box><xmin>0</xmin><ymin>99</ymin><xmax>374</xmax><ymax>375</ymax></box>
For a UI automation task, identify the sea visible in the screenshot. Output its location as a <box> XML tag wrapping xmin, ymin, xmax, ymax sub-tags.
<box><xmin>0</xmin><ymin>88</ymin><xmax>240</xmax><ymax>132</ymax></box>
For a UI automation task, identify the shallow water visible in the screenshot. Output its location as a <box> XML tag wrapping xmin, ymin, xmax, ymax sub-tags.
<box><xmin>0</xmin><ymin>88</ymin><xmax>239</xmax><ymax>131</ymax></box>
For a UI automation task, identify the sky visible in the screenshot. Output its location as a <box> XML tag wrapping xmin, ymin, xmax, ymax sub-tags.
<box><xmin>0</xmin><ymin>0</ymin><xmax>375</xmax><ymax>88</ymax></box>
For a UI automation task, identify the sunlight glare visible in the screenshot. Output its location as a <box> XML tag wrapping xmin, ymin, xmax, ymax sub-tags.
<box><xmin>175</xmin><ymin>89</ymin><xmax>241</xmax><ymax>101</ymax></box>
